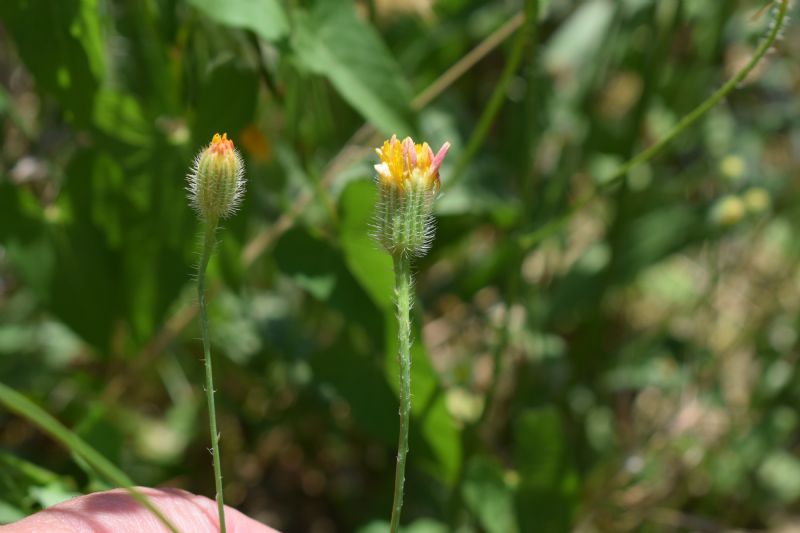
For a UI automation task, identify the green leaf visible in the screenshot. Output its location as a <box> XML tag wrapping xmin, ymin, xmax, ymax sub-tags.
<box><xmin>274</xmin><ymin>225</ymin><xmax>397</xmax><ymax>441</ymax></box>
<box><xmin>616</xmin><ymin>206</ymin><xmax>700</xmax><ymax>272</ymax></box>
<box><xmin>0</xmin><ymin>451</ymin><xmax>80</xmax><ymax>521</ymax></box>
<box><xmin>292</xmin><ymin>0</ymin><xmax>414</xmax><ymax>135</ymax></box>
<box><xmin>28</xmin><ymin>484</ymin><xmax>82</xmax><ymax>509</ymax></box>
<box><xmin>187</xmin><ymin>0</ymin><xmax>288</xmax><ymax>41</ymax></box>
<box><xmin>338</xmin><ymin>180</ymin><xmax>394</xmax><ymax>311</ymax></box>
<box><xmin>462</xmin><ymin>456</ymin><xmax>518</xmax><ymax>533</ymax></box>
<box><xmin>275</xmin><ymin>228</ymin><xmax>339</xmax><ymax>300</ymax></box>
<box><xmin>0</xmin><ymin>0</ymin><xmax>104</xmax><ymax>126</ymax></box>
<box><xmin>38</xmin><ymin>146</ymin><xmax>193</xmax><ymax>350</ymax></box>
<box><xmin>0</xmin><ymin>500</ymin><xmax>26</xmax><ymax>524</ymax></box>
<box><xmin>514</xmin><ymin>408</ymin><xmax>578</xmax><ymax>533</ymax></box>
<box><xmin>48</xmin><ymin>151</ymin><xmax>131</xmax><ymax>347</ymax></box>
<box><xmin>542</xmin><ymin>0</ymin><xmax>614</xmax><ymax>94</ymax></box>
<box><xmin>758</xmin><ymin>451</ymin><xmax>800</xmax><ymax>503</ymax></box>
<box><xmin>74</xmin><ymin>406</ymin><xmax>124</xmax><ymax>469</ymax></box>
<box><xmin>93</xmin><ymin>90</ymin><xmax>154</xmax><ymax>147</ymax></box>
<box><xmin>194</xmin><ymin>58</ymin><xmax>260</xmax><ymax>144</ymax></box>
<box><xmin>0</xmin><ymin>182</ymin><xmax>52</xmax><ymax>301</ymax></box>
<box><xmin>274</xmin><ymin>226</ymin><xmax>383</xmax><ymax>333</ymax></box>
<box><xmin>311</xmin><ymin>342</ymin><xmax>397</xmax><ymax>446</ymax></box>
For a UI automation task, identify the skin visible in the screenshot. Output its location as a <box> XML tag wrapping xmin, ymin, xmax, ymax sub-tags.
<box><xmin>0</xmin><ymin>488</ymin><xmax>280</xmax><ymax>533</ymax></box>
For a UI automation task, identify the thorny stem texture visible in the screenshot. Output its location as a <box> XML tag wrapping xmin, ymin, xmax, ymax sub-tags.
<box><xmin>198</xmin><ymin>219</ymin><xmax>227</xmax><ymax>533</ymax></box>
<box><xmin>389</xmin><ymin>252</ymin><xmax>413</xmax><ymax>533</ymax></box>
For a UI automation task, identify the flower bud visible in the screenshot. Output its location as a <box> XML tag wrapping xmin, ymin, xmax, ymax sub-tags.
<box><xmin>187</xmin><ymin>133</ymin><xmax>245</xmax><ymax>221</ymax></box>
<box><xmin>374</xmin><ymin>135</ymin><xmax>450</xmax><ymax>256</ymax></box>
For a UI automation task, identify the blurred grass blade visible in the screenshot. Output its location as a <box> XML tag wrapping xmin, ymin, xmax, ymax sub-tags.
<box><xmin>0</xmin><ymin>383</ymin><xmax>180</xmax><ymax>533</ymax></box>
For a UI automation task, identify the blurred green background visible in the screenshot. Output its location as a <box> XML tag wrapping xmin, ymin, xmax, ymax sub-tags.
<box><xmin>1</xmin><ymin>0</ymin><xmax>800</xmax><ymax>531</ymax></box>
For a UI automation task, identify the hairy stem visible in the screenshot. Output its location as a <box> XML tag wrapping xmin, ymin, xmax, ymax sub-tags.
<box><xmin>0</xmin><ymin>382</ymin><xmax>179</xmax><ymax>533</ymax></box>
<box><xmin>198</xmin><ymin>219</ymin><xmax>226</xmax><ymax>533</ymax></box>
<box><xmin>389</xmin><ymin>252</ymin><xmax>413</xmax><ymax>533</ymax></box>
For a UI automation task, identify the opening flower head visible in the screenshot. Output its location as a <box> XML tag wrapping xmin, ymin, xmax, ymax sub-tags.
<box><xmin>374</xmin><ymin>135</ymin><xmax>450</xmax><ymax>193</ymax></box>
<box><xmin>187</xmin><ymin>133</ymin><xmax>246</xmax><ymax>221</ymax></box>
<box><xmin>373</xmin><ymin>135</ymin><xmax>450</xmax><ymax>256</ymax></box>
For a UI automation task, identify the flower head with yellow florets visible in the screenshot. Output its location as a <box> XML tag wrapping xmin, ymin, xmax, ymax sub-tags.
<box><xmin>373</xmin><ymin>135</ymin><xmax>450</xmax><ymax>256</ymax></box>
<box><xmin>374</xmin><ymin>135</ymin><xmax>449</xmax><ymax>193</ymax></box>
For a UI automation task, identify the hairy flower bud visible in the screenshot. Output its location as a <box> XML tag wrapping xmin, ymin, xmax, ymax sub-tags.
<box><xmin>187</xmin><ymin>133</ymin><xmax>245</xmax><ymax>221</ymax></box>
<box><xmin>374</xmin><ymin>135</ymin><xmax>450</xmax><ymax>256</ymax></box>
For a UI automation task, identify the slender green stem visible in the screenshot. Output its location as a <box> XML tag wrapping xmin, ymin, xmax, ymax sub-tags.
<box><xmin>198</xmin><ymin>219</ymin><xmax>227</xmax><ymax>533</ymax></box>
<box><xmin>517</xmin><ymin>0</ymin><xmax>790</xmax><ymax>251</ymax></box>
<box><xmin>389</xmin><ymin>252</ymin><xmax>413</xmax><ymax>533</ymax></box>
<box><xmin>0</xmin><ymin>382</ymin><xmax>179</xmax><ymax>533</ymax></box>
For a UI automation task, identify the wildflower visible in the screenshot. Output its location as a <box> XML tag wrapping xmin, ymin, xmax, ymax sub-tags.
<box><xmin>188</xmin><ymin>133</ymin><xmax>245</xmax><ymax>221</ymax></box>
<box><xmin>186</xmin><ymin>132</ymin><xmax>248</xmax><ymax>533</ymax></box>
<box><xmin>374</xmin><ymin>134</ymin><xmax>450</xmax><ymax>532</ymax></box>
<box><xmin>374</xmin><ymin>135</ymin><xmax>450</xmax><ymax>256</ymax></box>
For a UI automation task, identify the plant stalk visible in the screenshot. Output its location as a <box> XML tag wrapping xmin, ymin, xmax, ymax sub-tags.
<box><xmin>389</xmin><ymin>252</ymin><xmax>413</xmax><ymax>533</ymax></box>
<box><xmin>0</xmin><ymin>382</ymin><xmax>179</xmax><ymax>533</ymax></box>
<box><xmin>198</xmin><ymin>219</ymin><xmax>227</xmax><ymax>533</ymax></box>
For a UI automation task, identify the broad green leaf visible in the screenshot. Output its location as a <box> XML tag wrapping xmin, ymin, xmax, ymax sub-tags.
<box><xmin>187</xmin><ymin>0</ymin><xmax>288</xmax><ymax>42</ymax></box>
<box><xmin>292</xmin><ymin>0</ymin><xmax>414</xmax><ymax>135</ymax></box>
<box><xmin>462</xmin><ymin>456</ymin><xmax>518</xmax><ymax>533</ymax></box>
